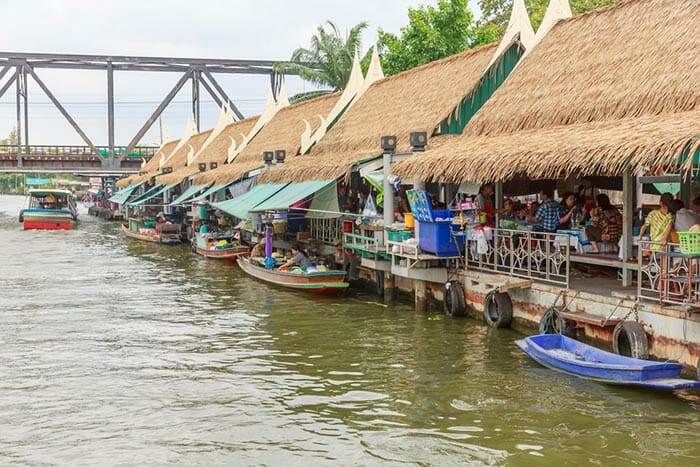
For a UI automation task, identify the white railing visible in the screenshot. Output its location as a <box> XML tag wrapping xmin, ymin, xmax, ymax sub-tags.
<box><xmin>308</xmin><ymin>218</ymin><xmax>344</xmax><ymax>244</ymax></box>
<box><xmin>466</xmin><ymin>228</ymin><xmax>570</xmax><ymax>287</ymax></box>
<box><xmin>637</xmin><ymin>240</ymin><xmax>700</xmax><ymax>305</ymax></box>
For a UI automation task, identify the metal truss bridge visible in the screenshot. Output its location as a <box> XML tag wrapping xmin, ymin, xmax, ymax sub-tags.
<box><xmin>0</xmin><ymin>51</ymin><xmax>286</xmax><ymax>173</ymax></box>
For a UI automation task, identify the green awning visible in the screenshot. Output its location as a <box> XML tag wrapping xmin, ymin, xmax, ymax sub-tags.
<box><xmin>129</xmin><ymin>183</ymin><xmax>178</xmax><ymax>206</ymax></box>
<box><xmin>108</xmin><ymin>183</ymin><xmax>143</xmax><ymax>204</ymax></box>
<box><xmin>169</xmin><ymin>184</ymin><xmax>210</xmax><ymax>206</ymax></box>
<box><xmin>126</xmin><ymin>184</ymin><xmax>162</xmax><ymax>206</ymax></box>
<box><xmin>192</xmin><ymin>183</ymin><xmax>228</xmax><ymax>202</ymax></box>
<box><xmin>212</xmin><ymin>183</ymin><xmax>288</xmax><ymax>220</ymax></box>
<box><xmin>307</xmin><ymin>180</ymin><xmax>339</xmax><ymax>218</ymax></box>
<box><xmin>252</xmin><ymin>180</ymin><xmax>334</xmax><ymax>212</ymax></box>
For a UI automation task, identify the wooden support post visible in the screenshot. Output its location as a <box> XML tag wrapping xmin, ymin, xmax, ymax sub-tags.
<box><xmin>383</xmin><ymin>271</ymin><xmax>394</xmax><ymax>302</ymax></box>
<box><xmin>622</xmin><ymin>168</ymin><xmax>634</xmax><ymax>287</ymax></box>
<box><xmin>415</xmin><ymin>280</ymin><xmax>427</xmax><ymax>311</ymax></box>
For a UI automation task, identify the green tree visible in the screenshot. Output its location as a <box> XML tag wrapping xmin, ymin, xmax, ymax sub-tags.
<box><xmin>478</xmin><ymin>0</ymin><xmax>620</xmax><ymax>32</ymax></box>
<box><xmin>274</xmin><ymin>21</ymin><xmax>368</xmax><ymax>92</ymax></box>
<box><xmin>1</xmin><ymin>127</ymin><xmax>18</xmax><ymax>145</ymax></box>
<box><xmin>379</xmin><ymin>0</ymin><xmax>490</xmax><ymax>76</ymax></box>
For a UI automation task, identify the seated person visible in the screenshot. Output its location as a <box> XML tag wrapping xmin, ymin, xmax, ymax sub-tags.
<box><xmin>585</xmin><ymin>193</ymin><xmax>621</xmax><ymax>253</ymax></box>
<box><xmin>638</xmin><ymin>193</ymin><xmax>674</xmax><ymax>251</ymax></box>
<box><xmin>498</xmin><ymin>198</ymin><xmax>521</xmax><ymax>221</ymax></box>
<box><xmin>521</xmin><ymin>188</ymin><xmax>559</xmax><ymax>233</ymax></box>
<box><xmin>557</xmin><ymin>191</ymin><xmax>582</xmax><ymax>230</ymax></box>
<box><xmin>278</xmin><ymin>245</ymin><xmax>316</xmax><ymax>272</ymax></box>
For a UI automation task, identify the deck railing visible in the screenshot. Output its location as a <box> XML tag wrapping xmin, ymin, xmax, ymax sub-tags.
<box><xmin>466</xmin><ymin>228</ymin><xmax>570</xmax><ymax>288</ymax></box>
<box><xmin>308</xmin><ymin>218</ymin><xmax>344</xmax><ymax>245</ymax></box>
<box><xmin>0</xmin><ymin>145</ymin><xmax>158</xmax><ymax>158</ymax></box>
<box><xmin>637</xmin><ymin>240</ymin><xmax>700</xmax><ymax>305</ymax></box>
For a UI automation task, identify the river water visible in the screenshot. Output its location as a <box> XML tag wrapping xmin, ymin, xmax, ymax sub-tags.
<box><xmin>1</xmin><ymin>194</ymin><xmax>700</xmax><ymax>466</ymax></box>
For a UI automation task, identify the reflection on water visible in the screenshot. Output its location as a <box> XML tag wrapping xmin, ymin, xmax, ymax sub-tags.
<box><xmin>1</xmin><ymin>194</ymin><xmax>699</xmax><ymax>465</ymax></box>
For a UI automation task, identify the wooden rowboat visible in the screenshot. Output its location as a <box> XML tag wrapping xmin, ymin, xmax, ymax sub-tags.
<box><xmin>191</xmin><ymin>231</ymin><xmax>249</xmax><ymax>261</ymax></box>
<box><xmin>516</xmin><ymin>334</ymin><xmax>700</xmax><ymax>391</ymax></box>
<box><xmin>121</xmin><ymin>222</ymin><xmax>181</xmax><ymax>244</ymax></box>
<box><xmin>237</xmin><ymin>256</ymin><xmax>348</xmax><ymax>294</ymax></box>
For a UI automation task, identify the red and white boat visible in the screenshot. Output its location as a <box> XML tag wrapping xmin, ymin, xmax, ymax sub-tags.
<box><xmin>19</xmin><ymin>189</ymin><xmax>78</xmax><ymax>230</ymax></box>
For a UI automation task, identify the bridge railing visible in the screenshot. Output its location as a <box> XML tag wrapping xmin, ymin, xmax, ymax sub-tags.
<box><xmin>0</xmin><ymin>145</ymin><xmax>158</xmax><ymax>158</ymax></box>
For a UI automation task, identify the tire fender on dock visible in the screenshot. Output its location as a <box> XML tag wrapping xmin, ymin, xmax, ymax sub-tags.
<box><xmin>612</xmin><ymin>321</ymin><xmax>648</xmax><ymax>359</ymax></box>
<box><xmin>444</xmin><ymin>280</ymin><xmax>466</xmax><ymax>317</ymax></box>
<box><xmin>18</xmin><ymin>210</ymin><xmax>23</xmax><ymax>223</ymax></box>
<box><xmin>483</xmin><ymin>291</ymin><xmax>513</xmax><ymax>328</ymax></box>
<box><xmin>538</xmin><ymin>306</ymin><xmax>575</xmax><ymax>337</ymax></box>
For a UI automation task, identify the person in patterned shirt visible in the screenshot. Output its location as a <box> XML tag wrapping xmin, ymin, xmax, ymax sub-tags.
<box><xmin>522</xmin><ymin>187</ymin><xmax>560</xmax><ymax>233</ymax></box>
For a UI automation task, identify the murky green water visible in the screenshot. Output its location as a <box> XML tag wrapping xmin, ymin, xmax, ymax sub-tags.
<box><xmin>1</xmin><ymin>194</ymin><xmax>699</xmax><ymax>465</ymax></box>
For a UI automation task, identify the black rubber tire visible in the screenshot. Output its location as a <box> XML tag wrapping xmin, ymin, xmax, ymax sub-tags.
<box><xmin>697</xmin><ymin>358</ymin><xmax>700</xmax><ymax>382</ymax></box>
<box><xmin>556</xmin><ymin>315</ymin><xmax>577</xmax><ymax>338</ymax></box>
<box><xmin>343</xmin><ymin>255</ymin><xmax>360</xmax><ymax>282</ymax></box>
<box><xmin>612</xmin><ymin>321</ymin><xmax>649</xmax><ymax>359</ymax></box>
<box><xmin>18</xmin><ymin>210</ymin><xmax>23</xmax><ymax>223</ymax></box>
<box><xmin>483</xmin><ymin>291</ymin><xmax>513</xmax><ymax>328</ymax></box>
<box><xmin>375</xmin><ymin>270</ymin><xmax>384</xmax><ymax>295</ymax></box>
<box><xmin>444</xmin><ymin>280</ymin><xmax>466</xmax><ymax>317</ymax></box>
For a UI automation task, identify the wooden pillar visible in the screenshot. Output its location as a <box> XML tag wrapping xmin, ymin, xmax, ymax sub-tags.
<box><xmin>622</xmin><ymin>168</ymin><xmax>634</xmax><ymax>287</ymax></box>
<box><xmin>415</xmin><ymin>280</ymin><xmax>427</xmax><ymax>311</ymax></box>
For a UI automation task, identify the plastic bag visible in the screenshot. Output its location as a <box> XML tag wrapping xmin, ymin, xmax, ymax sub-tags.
<box><xmin>363</xmin><ymin>194</ymin><xmax>378</xmax><ymax>218</ymax></box>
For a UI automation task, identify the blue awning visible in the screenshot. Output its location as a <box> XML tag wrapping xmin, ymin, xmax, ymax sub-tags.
<box><xmin>169</xmin><ymin>184</ymin><xmax>210</xmax><ymax>206</ymax></box>
<box><xmin>108</xmin><ymin>183</ymin><xmax>143</xmax><ymax>204</ymax></box>
<box><xmin>251</xmin><ymin>180</ymin><xmax>334</xmax><ymax>212</ymax></box>
<box><xmin>128</xmin><ymin>183</ymin><xmax>178</xmax><ymax>206</ymax></box>
<box><xmin>126</xmin><ymin>184</ymin><xmax>162</xmax><ymax>206</ymax></box>
<box><xmin>212</xmin><ymin>183</ymin><xmax>288</xmax><ymax>219</ymax></box>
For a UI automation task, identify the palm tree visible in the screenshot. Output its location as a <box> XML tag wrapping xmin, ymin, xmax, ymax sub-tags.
<box><xmin>274</xmin><ymin>21</ymin><xmax>368</xmax><ymax>92</ymax></box>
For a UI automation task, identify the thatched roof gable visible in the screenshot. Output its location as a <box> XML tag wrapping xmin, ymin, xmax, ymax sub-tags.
<box><xmin>154</xmin><ymin>116</ymin><xmax>258</xmax><ymax>185</ymax></box>
<box><xmin>465</xmin><ymin>0</ymin><xmax>700</xmax><ymax>137</ymax></box>
<box><xmin>393</xmin><ymin>0</ymin><xmax>700</xmax><ymax>182</ymax></box>
<box><xmin>194</xmin><ymin>92</ymin><xmax>340</xmax><ymax>185</ymax></box>
<box><xmin>259</xmin><ymin>42</ymin><xmax>499</xmax><ymax>184</ymax></box>
<box><xmin>115</xmin><ymin>139</ymin><xmax>179</xmax><ymax>188</ymax></box>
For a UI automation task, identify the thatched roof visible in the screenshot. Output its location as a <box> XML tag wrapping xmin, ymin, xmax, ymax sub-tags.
<box><xmin>115</xmin><ymin>139</ymin><xmax>179</xmax><ymax>188</ymax></box>
<box><xmin>153</xmin><ymin>116</ymin><xmax>258</xmax><ymax>185</ymax></box>
<box><xmin>194</xmin><ymin>92</ymin><xmax>340</xmax><ymax>185</ymax></box>
<box><xmin>258</xmin><ymin>42</ymin><xmax>499</xmax><ymax>184</ymax></box>
<box><xmin>393</xmin><ymin>111</ymin><xmax>700</xmax><ymax>182</ymax></box>
<box><xmin>393</xmin><ymin>0</ymin><xmax>700</xmax><ymax>182</ymax></box>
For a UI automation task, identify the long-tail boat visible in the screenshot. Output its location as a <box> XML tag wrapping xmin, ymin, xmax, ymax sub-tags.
<box><xmin>20</xmin><ymin>189</ymin><xmax>79</xmax><ymax>230</ymax></box>
<box><xmin>237</xmin><ymin>256</ymin><xmax>348</xmax><ymax>294</ymax></box>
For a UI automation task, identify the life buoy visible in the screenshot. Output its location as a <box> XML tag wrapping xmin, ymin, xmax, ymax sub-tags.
<box><xmin>612</xmin><ymin>321</ymin><xmax>648</xmax><ymax>359</ymax></box>
<box><xmin>484</xmin><ymin>291</ymin><xmax>513</xmax><ymax>328</ymax></box>
<box><xmin>444</xmin><ymin>280</ymin><xmax>466</xmax><ymax>317</ymax></box>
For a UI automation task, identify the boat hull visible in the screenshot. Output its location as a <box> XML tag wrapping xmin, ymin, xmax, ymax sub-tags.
<box><xmin>237</xmin><ymin>256</ymin><xmax>348</xmax><ymax>294</ymax></box>
<box><xmin>22</xmin><ymin>209</ymin><xmax>76</xmax><ymax>230</ymax></box>
<box><xmin>121</xmin><ymin>224</ymin><xmax>181</xmax><ymax>244</ymax></box>
<box><xmin>194</xmin><ymin>245</ymin><xmax>249</xmax><ymax>261</ymax></box>
<box><xmin>516</xmin><ymin>334</ymin><xmax>700</xmax><ymax>391</ymax></box>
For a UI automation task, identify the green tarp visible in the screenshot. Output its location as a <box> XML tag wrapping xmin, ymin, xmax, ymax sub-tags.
<box><xmin>212</xmin><ymin>183</ymin><xmax>288</xmax><ymax>220</ymax></box>
<box><xmin>108</xmin><ymin>183</ymin><xmax>143</xmax><ymax>204</ymax></box>
<box><xmin>251</xmin><ymin>180</ymin><xmax>334</xmax><ymax>212</ymax></box>
<box><xmin>169</xmin><ymin>184</ymin><xmax>209</xmax><ymax>206</ymax></box>
<box><xmin>307</xmin><ymin>180</ymin><xmax>339</xmax><ymax>218</ymax></box>
<box><xmin>125</xmin><ymin>184</ymin><xmax>162</xmax><ymax>206</ymax></box>
<box><xmin>25</xmin><ymin>177</ymin><xmax>51</xmax><ymax>186</ymax></box>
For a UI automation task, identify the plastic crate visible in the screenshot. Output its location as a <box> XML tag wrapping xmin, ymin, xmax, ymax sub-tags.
<box><xmin>418</xmin><ymin>221</ymin><xmax>464</xmax><ymax>256</ymax></box>
<box><xmin>678</xmin><ymin>231</ymin><xmax>700</xmax><ymax>254</ymax></box>
<box><xmin>388</xmin><ymin>230</ymin><xmax>411</xmax><ymax>242</ymax></box>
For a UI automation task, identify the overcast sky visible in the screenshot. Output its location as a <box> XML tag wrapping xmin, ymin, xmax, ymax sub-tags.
<box><xmin>0</xmin><ymin>0</ymin><xmax>480</xmax><ymax>147</ymax></box>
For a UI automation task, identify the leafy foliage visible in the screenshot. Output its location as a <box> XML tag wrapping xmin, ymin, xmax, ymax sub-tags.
<box><xmin>1</xmin><ymin>127</ymin><xmax>18</xmax><ymax>145</ymax></box>
<box><xmin>274</xmin><ymin>21</ymin><xmax>368</xmax><ymax>91</ymax></box>
<box><xmin>478</xmin><ymin>0</ymin><xmax>620</xmax><ymax>32</ymax></box>
<box><xmin>378</xmin><ymin>0</ymin><xmax>490</xmax><ymax>76</ymax></box>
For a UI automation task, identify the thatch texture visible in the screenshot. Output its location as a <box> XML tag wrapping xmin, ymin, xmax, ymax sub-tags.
<box><xmin>464</xmin><ymin>0</ymin><xmax>699</xmax><ymax>137</ymax></box>
<box><xmin>393</xmin><ymin>0</ymin><xmax>700</xmax><ymax>182</ymax></box>
<box><xmin>393</xmin><ymin>111</ymin><xmax>700</xmax><ymax>182</ymax></box>
<box><xmin>115</xmin><ymin>139</ymin><xmax>179</xmax><ymax>188</ymax></box>
<box><xmin>194</xmin><ymin>93</ymin><xmax>340</xmax><ymax>185</ymax></box>
<box><xmin>258</xmin><ymin>42</ymin><xmax>498</xmax><ymax>184</ymax></box>
<box><xmin>152</xmin><ymin>117</ymin><xmax>258</xmax><ymax>185</ymax></box>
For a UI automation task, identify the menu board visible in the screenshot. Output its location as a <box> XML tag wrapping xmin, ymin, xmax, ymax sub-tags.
<box><xmin>406</xmin><ymin>189</ymin><xmax>433</xmax><ymax>222</ymax></box>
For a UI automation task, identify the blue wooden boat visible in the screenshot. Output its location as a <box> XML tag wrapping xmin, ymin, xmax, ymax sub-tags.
<box><xmin>516</xmin><ymin>334</ymin><xmax>700</xmax><ymax>391</ymax></box>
